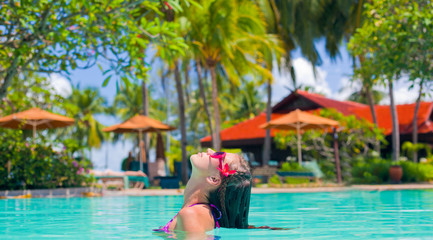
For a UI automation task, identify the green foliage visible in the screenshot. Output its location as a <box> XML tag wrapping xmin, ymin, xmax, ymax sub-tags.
<box><xmin>0</xmin><ymin>73</ymin><xmax>65</xmax><ymax>116</ymax></box>
<box><xmin>399</xmin><ymin>161</ymin><xmax>433</xmax><ymax>183</ymax></box>
<box><xmin>63</xmin><ymin>87</ymin><xmax>107</xmax><ymax>151</ymax></box>
<box><xmin>352</xmin><ymin>158</ymin><xmax>433</xmax><ymax>184</ymax></box>
<box><xmin>352</xmin><ymin>158</ymin><xmax>391</xmax><ymax>184</ymax></box>
<box><xmin>318</xmin><ymin>160</ymin><xmax>337</xmax><ymax>181</ymax></box>
<box><xmin>402</xmin><ymin>141</ymin><xmax>432</xmax><ymax>159</ymax></box>
<box><xmin>284</xmin><ymin>177</ymin><xmax>309</xmax><ymax>185</ymax></box>
<box><xmin>349</xmin><ymin>0</ymin><xmax>433</xmax><ymax>90</ymax></box>
<box><xmin>0</xmin><ymin>0</ymin><xmax>188</xmax><ymax>98</ymax></box>
<box><xmin>279</xmin><ymin>162</ymin><xmax>309</xmax><ymax>172</ymax></box>
<box><xmin>274</xmin><ymin>108</ymin><xmax>386</xmax><ymax>181</ymax></box>
<box><xmin>269</xmin><ymin>174</ymin><xmax>282</xmax><ymax>185</ymax></box>
<box><xmin>0</xmin><ymin>130</ymin><xmax>94</xmax><ymax>190</ymax></box>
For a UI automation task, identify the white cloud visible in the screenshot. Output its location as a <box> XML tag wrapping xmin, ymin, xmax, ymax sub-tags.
<box><xmin>270</xmin><ymin>58</ymin><xmax>433</xmax><ymax>106</ymax></box>
<box><xmin>271</xmin><ymin>57</ymin><xmax>331</xmax><ymax>103</ymax></box>
<box><xmin>48</xmin><ymin>73</ymin><xmax>72</xmax><ymax>98</ymax></box>
<box><xmin>333</xmin><ymin>77</ymin><xmax>361</xmax><ymax>101</ymax></box>
<box><xmin>378</xmin><ymin>80</ymin><xmax>433</xmax><ymax>105</ymax></box>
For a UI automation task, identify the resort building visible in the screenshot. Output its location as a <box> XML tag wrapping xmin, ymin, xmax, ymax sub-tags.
<box><xmin>200</xmin><ymin>90</ymin><xmax>433</xmax><ymax>165</ymax></box>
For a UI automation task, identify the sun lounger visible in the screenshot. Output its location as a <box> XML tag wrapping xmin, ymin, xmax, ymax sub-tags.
<box><xmin>95</xmin><ymin>175</ymin><xmax>149</xmax><ymax>189</ymax></box>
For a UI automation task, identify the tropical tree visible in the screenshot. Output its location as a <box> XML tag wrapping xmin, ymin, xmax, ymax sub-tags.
<box><xmin>348</xmin><ymin>0</ymin><xmax>415</xmax><ymax>161</ymax></box>
<box><xmin>112</xmin><ymin>83</ymin><xmax>143</xmax><ymax>121</ymax></box>
<box><xmin>195</xmin><ymin>62</ymin><xmax>215</xmax><ymax>147</ymax></box>
<box><xmin>399</xmin><ymin>1</ymin><xmax>433</xmax><ymax>162</ymax></box>
<box><xmin>185</xmin><ymin>0</ymin><xmax>275</xmax><ymax>150</ymax></box>
<box><xmin>0</xmin><ymin>73</ymin><xmax>64</xmax><ymax>116</ymax></box>
<box><xmin>347</xmin><ymin>87</ymin><xmax>385</xmax><ymax>105</ymax></box>
<box><xmin>0</xmin><ymin>0</ymin><xmax>185</xmax><ymax>100</ymax></box>
<box><xmin>63</xmin><ymin>87</ymin><xmax>107</xmax><ymax>158</ymax></box>
<box><xmin>152</xmin><ymin>2</ymin><xmax>189</xmax><ymax>184</ymax></box>
<box><xmin>256</xmin><ymin>0</ymin><xmax>367</xmax><ymax>165</ymax></box>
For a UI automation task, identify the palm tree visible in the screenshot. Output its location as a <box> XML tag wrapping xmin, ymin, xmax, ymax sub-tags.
<box><xmin>186</xmin><ymin>0</ymin><xmax>274</xmax><ymax>150</ymax></box>
<box><xmin>348</xmin><ymin>87</ymin><xmax>385</xmax><ymax>105</ymax></box>
<box><xmin>112</xmin><ymin>83</ymin><xmax>143</xmax><ymax>120</ymax></box>
<box><xmin>194</xmin><ymin>61</ymin><xmax>216</xmax><ymax>148</ymax></box>
<box><xmin>64</xmin><ymin>87</ymin><xmax>107</xmax><ymax>158</ymax></box>
<box><xmin>155</xmin><ymin>3</ymin><xmax>189</xmax><ymax>184</ymax></box>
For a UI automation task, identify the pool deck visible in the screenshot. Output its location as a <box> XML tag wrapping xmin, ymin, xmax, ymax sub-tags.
<box><xmin>1</xmin><ymin>184</ymin><xmax>431</xmax><ymax>198</ymax></box>
<box><xmin>102</xmin><ymin>183</ymin><xmax>433</xmax><ymax>197</ymax></box>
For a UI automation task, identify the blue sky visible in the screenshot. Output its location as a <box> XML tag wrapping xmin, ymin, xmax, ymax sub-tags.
<box><xmin>49</xmin><ymin>40</ymin><xmax>426</xmax><ymax>170</ymax></box>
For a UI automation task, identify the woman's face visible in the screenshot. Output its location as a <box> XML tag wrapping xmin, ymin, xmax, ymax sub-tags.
<box><xmin>190</xmin><ymin>148</ymin><xmax>240</xmax><ymax>177</ymax></box>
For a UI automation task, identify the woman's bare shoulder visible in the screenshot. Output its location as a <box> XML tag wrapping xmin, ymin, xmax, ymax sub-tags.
<box><xmin>176</xmin><ymin>205</ymin><xmax>214</xmax><ymax>232</ymax></box>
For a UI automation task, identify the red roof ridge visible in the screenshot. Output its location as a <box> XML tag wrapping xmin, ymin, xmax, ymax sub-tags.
<box><xmin>297</xmin><ymin>90</ymin><xmax>367</xmax><ymax>107</ymax></box>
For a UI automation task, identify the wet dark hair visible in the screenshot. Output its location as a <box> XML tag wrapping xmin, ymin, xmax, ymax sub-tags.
<box><xmin>208</xmin><ymin>155</ymin><xmax>252</xmax><ymax>229</ymax></box>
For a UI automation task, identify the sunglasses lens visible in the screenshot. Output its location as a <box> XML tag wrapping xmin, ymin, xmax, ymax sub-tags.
<box><xmin>213</xmin><ymin>152</ymin><xmax>225</xmax><ymax>156</ymax></box>
<box><xmin>210</xmin><ymin>151</ymin><xmax>226</xmax><ymax>160</ymax></box>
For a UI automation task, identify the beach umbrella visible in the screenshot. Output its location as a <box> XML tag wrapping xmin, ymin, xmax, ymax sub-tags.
<box><xmin>103</xmin><ymin>115</ymin><xmax>175</xmax><ymax>172</ymax></box>
<box><xmin>260</xmin><ymin>109</ymin><xmax>339</xmax><ymax>165</ymax></box>
<box><xmin>0</xmin><ymin>107</ymin><xmax>75</xmax><ymax>140</ymax></box>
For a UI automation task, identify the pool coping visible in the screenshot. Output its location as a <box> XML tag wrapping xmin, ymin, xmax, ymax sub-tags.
<box><xmin>0</xmin><ymin>187</ymin><xmax>102</xmax><ymax>198</ymax></box>
<box><xmin>102</xmin><ymin>183</ymin><xmax>433</xmax><ymax>197</ymax></box>
<box><xmin>1</xmin><ymin>184</ymin><xmax>431</xmax><ymax>198</ymax></box>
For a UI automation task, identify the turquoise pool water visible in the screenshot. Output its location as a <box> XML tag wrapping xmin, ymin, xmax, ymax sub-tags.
<box><xmin>1</xmin><ymin>190</ymin><xmax>433</xmax><ymax>239</ymax></box>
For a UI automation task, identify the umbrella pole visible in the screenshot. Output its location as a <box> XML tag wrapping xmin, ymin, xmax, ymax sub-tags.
<box><xmin>333</xmin><ymin>128</ymin><xmax>342</xmax><ymax>184</ymax></box>
<box><xmin>139</xmin><ymin>130</ymin><xmax>143</xmax><ymax>172</ymax></box>
<box><xmin>297</xmin><ymin>123</ymin><xmax>302</xmax><ymax>165</ymax></box>
<box><xmin>33</xmin><ymin>124</ymin><xmax>36</xmax><ymax>143</ymax></box>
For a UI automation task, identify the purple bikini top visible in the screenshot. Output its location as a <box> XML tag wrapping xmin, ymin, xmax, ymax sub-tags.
<box><xmin>156</xmin><ymin>203</ymin><xmax>222</xmax><ymax>233</ymax></box>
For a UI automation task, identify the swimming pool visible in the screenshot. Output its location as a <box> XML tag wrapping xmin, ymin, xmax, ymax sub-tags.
<box><xmin>1</xmin><ymin>190</ymin><xmax>433</xmax><ymax>239</ymax></box>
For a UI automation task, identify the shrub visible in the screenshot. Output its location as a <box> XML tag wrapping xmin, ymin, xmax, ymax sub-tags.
<box><xmin>352</xmin><ymin>158</ymin><xmax>391</xmax><ymax>184</ymax></box>
<box><xmin>318</xmin><ymin>160</ymin><xmax>336</xmax><ymax>181</ymax></box>
<box><xmin>399</xmin><ymin>161</ymin><xmax>433</xmax><ymax>182</ymax></box>
<box><xmin>0</xmin><ymin>130</ymin><xmax>94</xmax><ymax>190</ymax></box>
<box><xmin>269</xmin><ymin>175</ymin><xmax>282</xmax><ymax>184</ymax></box>
<box><xmin>352</xmin><ymin>158</ymin><xmax>433</xmax><ymax>184</ymax></box>
<box><xmin>279</xmin><ymin>162</ymin><xmax>309</xmax><ymax>172</ymax></box>
<box><xmin>285</xmin><ymin>177</ymin><xmax>309</xmax><ymax>184</ymax></box>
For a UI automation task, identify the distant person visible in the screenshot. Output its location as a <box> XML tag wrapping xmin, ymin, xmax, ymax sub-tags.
<box><xmin>156</xmin><ymin>158</ymin><xmax>167</xmax><ymax>177</ymax></box>
<box><xmin>121</xmin><ymin>152</ymin><xmax>134</xmax><ymax>171</ymax></box>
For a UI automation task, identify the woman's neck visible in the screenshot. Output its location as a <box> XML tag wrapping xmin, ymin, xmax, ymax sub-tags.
<box><xmin>182</xmin><ymin>175</ymin><xmax>209</xmax><ymax>207</ymax></box>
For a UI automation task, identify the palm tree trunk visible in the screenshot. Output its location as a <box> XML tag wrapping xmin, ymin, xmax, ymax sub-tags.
<box><xmin>141</xmin><ymin>80</ymin><xmax>149</xmax><ymax>164</ymax></box>
<box><xmin>184</xmin><ymin>62</ymin><xmax>191</xmax><ymax>105</ymax></box>
<box><xmin>365</xmin><ymin>86</ymin><xmax>380</xmax><ymax>155</ymax></box>
<box><xmin>196</xmin><ymin>61</ymin><xmax>215</xmax><ymax>148</ymax></box>
<box><xmin>174</xmin><ymin>62</ymin><xmax>188</xmax><ymax>184</ymax></box>
<box><xmin>389</xmin><ymin>79</ymin><xmax>400</xmax><ymax>161</ymax></box>
<box><xmin>209</xmin><ymin>66</ymin><xmax>222</xmax><ymax>150</ymax></box>
<box><xmin>262</xmin><ymin>78</ymin><xmax>272</xmax><ymax>166</ymax></box>
<box><xmin>412</xmin><ymin>83</ymin><xmax>423</xmax><ymax>162</ymax></box>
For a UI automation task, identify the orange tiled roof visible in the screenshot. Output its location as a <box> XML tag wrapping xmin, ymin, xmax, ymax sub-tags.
<box><xmin>273</xmin><ymin>90</ymin><xmax>366</xmax><ymax>115</ymax></box>
<box><xmin>351</xmin><ymin>102</ymin><xmax>433</xmax><ymax>135</ymax></box>
<box><xmin>200</xmin><ymin>113</ymin><xmax>285</xmax><ymax>143</ymax></box>
<box><xmin>200</xmin><ymin>90</ymin><xmax>433</xmax><ymax>145</ymax></box>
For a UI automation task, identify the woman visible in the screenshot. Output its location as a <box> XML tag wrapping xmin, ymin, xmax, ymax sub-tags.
<box><xmin>157</xmin><ymin>148</ymin><xmax>252</xmax><ymax>233</ymax></box>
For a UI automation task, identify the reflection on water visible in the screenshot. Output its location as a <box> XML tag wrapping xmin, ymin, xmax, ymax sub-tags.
<box><xmin>152</xmin><ymin>229</ymin><xmax>221</xmax><ymax>240</ymax></box>
<box><xmin>1</xmin><ymin>190</ymin><xmax>433</xmax><ymax>239</ymax></box>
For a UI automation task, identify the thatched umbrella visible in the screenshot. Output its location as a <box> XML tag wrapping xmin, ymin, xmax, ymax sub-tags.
<box><xmin>260</xmin><ymin>109</ymin><xmax>339</xmax><ymax>164</ymax></box>
<box><xmin>0</xmin><ymin>107</ymin><xmax>74</xmax><ymax>140</ymax></box>
<box><xmin>103</xmin><ymin>115</ymin><xmax>175</xmax><ymax>172</ymax></box>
